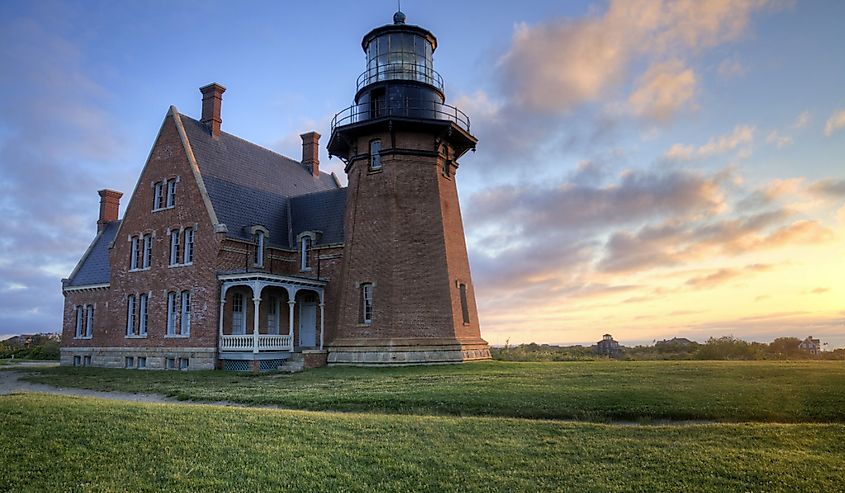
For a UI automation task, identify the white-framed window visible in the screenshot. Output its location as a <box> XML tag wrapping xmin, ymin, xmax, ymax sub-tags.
<box><xmin>125</xmin><ymin>356</ymin><xmax>134</xmax><ymax>369</ymax></box>
<box><xmin>75</xmin><ymin>306</ymin><xmax>84</xmax><ymax>338</ymax></box>
<box><xmin>183</xmin><ymin>228</ymin><xmax>194</xmax><ymax>264</ymax></box>
<box><xmin>169</xmin><ymin>230</ymin><xmax>180</xmax><ymax>266</ymax></box>
<box><xmin>459</xmin><ymin>283</ymin><xmax>470</xmax><ymax>324</ymax></box>
<box><xmin>137</xmin><ymin>357</ymin><xmax>146</xmax><ymax>369</ymax></box>
<box><xmin>138</xmin><ymin>293</ymin><xmax>148</xmax><ymax>335</ymax></box>
<box><xmin>267</xmin><ymin>295</ymin><xmax>279</xmax><ymax>334</ymax></box>
<box><xmin>300</xmin><ymin>236</ymin><xmax>311</xmax><ymax>271</ymax></box>
<box><xmin>179</xmin><ymin>357</ymin><xmax>189</xmax><ymax>370</ymax></box>
<box><xmin>369</xmin><ymin>139</ymin><xmax>382</xmax><ymax>170</ymax></box>
<box><xmin>73</xmin><ymin>355</ymin><xmax>81</xmax><ymax>366</ymax></box>
<box><xmin>360</xmin><ymin>283</ymin><xmax>374</xmax><ymax>325</ymax></box>
<box><xmin>232</xmin><ymin>292</ymin><xmax>245</xmax><ymax>335</ymax></box>
<box><xmin>180</xmin><ymin>290</ymin><xmax>191</xmax><ymax>336</ymax></box>
<box><xmin>85</xmin><ymin>305</ymin><xmax>94</xmax><ymax>337</ymax></box>
<box><xmin>166</xmin><ymin>180</ymin><xmax>176</xmax><ymax>208</ymax></box>
<box><xmin>166</xmin><ymin>357</ymin><xmax>176</xmax><ymax>370</ymax></box>
<box><xmin>153</xmin><ymin>181</ymin><xmax>164</xmax><ymax>210</ymax></box>
<box><xmin>142</xmin><ymin>234</ymin><xmax>152</xmax><ymax>269</ymax></box>
<box><xmin>166</xmin><ymin>291</ymin><xmax>177</xmax><ymax>336</ymax></box>
<box><xmin>254</xmin><ymin>231</ymin><xmax>265</xmax><ymax>267</ymax></box>
<box><xmin>126</xmin><ymin>295</ymin><xmax>136</xmax><ymax>336</ymax></box>
<box><xmin>130</xmin><ymin>236</ymin><xmax>139</xmax><ymax>270</ymax></box>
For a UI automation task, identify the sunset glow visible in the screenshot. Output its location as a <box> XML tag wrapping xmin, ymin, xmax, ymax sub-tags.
<box><xmin>0</xmin><ymin>0</ymin><xmax>843</xmax><ymax>347</ymax></box>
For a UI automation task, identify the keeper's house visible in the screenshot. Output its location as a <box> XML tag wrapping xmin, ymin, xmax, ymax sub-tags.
<box><xmin>60</xmin><ymin>12</ymin><xmax>491</xmax><ymax>371</ymax></box>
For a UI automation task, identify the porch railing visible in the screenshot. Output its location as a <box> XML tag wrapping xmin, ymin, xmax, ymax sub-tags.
<box><xmin>220</xmin><ymin>334</ymin><xmax>293</xmax><ymax>352</ymax></box>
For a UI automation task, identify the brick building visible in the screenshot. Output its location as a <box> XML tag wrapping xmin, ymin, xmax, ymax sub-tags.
<box><xmin>60</xmin><ymin>12</ymin><xmax>491</xmax><ymax>371</ymax></box>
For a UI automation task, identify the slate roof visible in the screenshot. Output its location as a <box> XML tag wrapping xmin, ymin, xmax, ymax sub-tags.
<box><xmin>290</xmin><ymin>188</ymin><xmax>347</xmax><ymax>245</ymax></box>
<box><xmin>179</xmin><ymin>114</ymin><xmax>342</xmax><ymax>247</ymax></box>
<box><xmin>65</xmin><ymin>220</ymin><xmax>120</xmax><ymax>287</ymax></box>
<box><xmin>66</xmin><ymin>112</ymin><xmax>348</xmax><ymax>287</ymax></box>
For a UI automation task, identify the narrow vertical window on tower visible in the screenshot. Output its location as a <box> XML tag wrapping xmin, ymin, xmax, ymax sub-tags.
<box><xmin>254</xmin><ymin>231</ymin><xmax>265</xmax><ymax>267</ymax></box>
<box><xmin>300</xmin><ymin>236</ymin><xmax>311</xmax><ymax>271</ymax></box>
<box><xmin>360</xmin><ymin>283</ymin><xmax>374</xmax><ymax>324</ymax></box>
<box><xmin>459</xmin><ymin>283</ymin><xmax>470</xmax><ymax>324</ymax></box>
<box><xmin>369</xmin><ymin>139</ymin><xmax>382</xmax><ymax>170</ymax></box>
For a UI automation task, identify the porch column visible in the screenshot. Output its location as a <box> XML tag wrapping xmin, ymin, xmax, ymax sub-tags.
<box><xmin>218</xmin><ymin>300</ymin><xmax>226</xmax><ymax>338</ymax></box>
<box><xmin>288</xmin><ymin>300</ymin><xmax>296</xmax><ymax>351</ymax></box>
<box><xmin>252</xmin><ymin>297</ymin><xmax>261</xmax><ymax>354</ymax></box>
<box><xmin>319</xmin><ymin>302</ymin><xmax>325</xmax><ymax>350</ymax></box>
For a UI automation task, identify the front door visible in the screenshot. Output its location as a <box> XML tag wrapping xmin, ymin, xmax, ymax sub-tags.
<box><xmin>298</xmin><ymin>302</ymin><xmax>317</xmax><ymax>348</ymax></box>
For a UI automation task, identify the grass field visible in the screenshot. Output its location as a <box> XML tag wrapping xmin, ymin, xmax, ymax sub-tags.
<box><xmin>1</xmin><ymin>393</ymin><xmax>844</xmax><ymax>492</ymax></box>
<box><xmin>18</xmin><ymin>360</ymin><xmax>845</xmax><ymax>422</ymax></box>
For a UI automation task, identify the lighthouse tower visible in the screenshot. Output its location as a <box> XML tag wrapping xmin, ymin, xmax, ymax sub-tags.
<box><xmin>327</xmin><ymin>11</ymin><xmax>491</xmax><ymax>364</ymax></box>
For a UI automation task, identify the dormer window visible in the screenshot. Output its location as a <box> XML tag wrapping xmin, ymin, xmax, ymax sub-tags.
<box><xmin>254</xmin><ymin>230</ymin><xmax>265</xmax><ymax>267</ymax></box>
<box><xmin>300</xmin><ymin>236</ymin><xmax>312</xmax><ymax>271</ymax></box>
<box><xmin>370</xmin><ymin>139</ymin><xmax>382</xmax><ymax>171</ymax></box>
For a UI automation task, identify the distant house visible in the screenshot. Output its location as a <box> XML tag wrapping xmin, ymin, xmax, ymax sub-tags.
<box><xmin>798</xmin><ymin>336</ymin><xmax>822</xmax><ymax>356</ymax></box>
<box><xmin>655</xmin><ymin>337</ymin><xmax>695</xmax><ymax>347</ymax></box>
<box><xmin>595</xmin><ymin>334</ymin><xmax>621</xmax><ymax>357</ymax></box>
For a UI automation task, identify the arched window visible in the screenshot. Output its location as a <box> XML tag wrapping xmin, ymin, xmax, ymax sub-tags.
<box><xmin>75</xmin><ymin>306</ymin><xmax>84</xmax><ymax>338</ymax></box>
<box><xmin>180</xmin><ymin>291</ymin><xmax>191</xmax><ymax>336</ymax></box>
<box><xmin>126</xmin><ymin>295</ymin><xmax>136</xmax><ymax>336</ymax></box>
<box><xmin>138</xmin><ymin>294</ymin><xmax>148</xmax><ymax>335</ymax></box>
<box><xmin>166</xmin><ymin>292</ymin><xmax>177</xmax><ymax>335</ymax></box>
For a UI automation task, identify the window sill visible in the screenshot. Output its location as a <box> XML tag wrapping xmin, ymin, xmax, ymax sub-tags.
<box><xmin>165</xmin><ymin>334</ymin><xmax>190</xmax><ymax>339</ymax></box>
<box><xmin>125</xmin><ymin>334</ymin><xmax>148</xmax><ymax>339</ymax></box>
<box><xmin>73</xmin><ymin>336</ymin><xmax>92</xmax><ymax>340</ymax></box>
<box><xmin>356</xmin><ymin>323</ymin><xmax>373</xmax><ymax>327</ymax></box>
<box><xmin>368</xmin><ymin>168</ymin><xmax>383</xmax><ymax>174</ymax></box>
<box><xmin>152</xmin><ymin>206</ymin><xmax>175</xmax><ymax>213</ymax></box>
<box><xmin>300</xmin><ymin>268</ymin><xmax>312</xmax><ymax>273</ymax></box>
<box><xmin>168</xmin><ymin>263</ymin><xmax>192</xmax><ymax>269</ymax></box>
<box><xmin>128</xmin><ymin>268</ymin><xmax>151</xmax><ymax>273</ymax></box>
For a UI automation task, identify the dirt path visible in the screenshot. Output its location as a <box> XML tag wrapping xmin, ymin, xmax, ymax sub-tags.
<box><xmin>0</xmin><ymin>369</ymin><xmax>176</xmax><ymax>404</ymax></box>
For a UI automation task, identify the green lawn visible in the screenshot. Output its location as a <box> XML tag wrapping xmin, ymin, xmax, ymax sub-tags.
<box><xmin>1</xmin><ymin>394</ymin><xmax>843</xmax><ymax>492</ymax></box>
<box><xmin>18</xmin><ymin>360</ymin><xmax>845</xmax><ymax>422</ymax></box>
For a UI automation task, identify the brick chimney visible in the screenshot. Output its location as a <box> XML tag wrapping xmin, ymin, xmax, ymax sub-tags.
<box><xmin>97</xmin><ymin>189</ymin><xmax>122</xmax><ymax>233</ymax></box>
<box><xmin>301</xmin><ymin>131</ymin><xmax>321</xmax><ymax>176</ymax></box>
<box><xmin>200</xmin><ymin>83</ymin><xmax>226</xmax><ymax>137</ymax></box>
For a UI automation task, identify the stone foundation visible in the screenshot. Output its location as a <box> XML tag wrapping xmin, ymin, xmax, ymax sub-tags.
<box><xmin>60</xmin><ymin>347</ymin><xmax>216</xmax><ymax>370</ymax></box>
<box><xmin>326</xmin><ymin>338</ymin><xmax>491</xmax><ymax>366</ymax></box>
<box><xmin>302</xmin><ymin>350</ymin><xmax>328</xmax><ymax>368</ymax></box>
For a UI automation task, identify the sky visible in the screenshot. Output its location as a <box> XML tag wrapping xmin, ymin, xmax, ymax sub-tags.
<box><xmin>0</xmin><ymin>0</ymin><xmax>843</xmax><ymax>348</ymax></box>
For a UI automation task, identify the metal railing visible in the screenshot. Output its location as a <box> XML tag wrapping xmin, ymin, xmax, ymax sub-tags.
<box><xmin>356</xmin><ymin>62</ymin><xmax>444</xmax><ymax>92</ymax></box>
<box><xmin>331</xmin><ymin>99</ymin><xmax>471</xmax><ymax>133</ymax></box>
<box><xmin>220</xmin><ymin>334</ymin><xmax>292</xmax><ymax>352</ymax></box>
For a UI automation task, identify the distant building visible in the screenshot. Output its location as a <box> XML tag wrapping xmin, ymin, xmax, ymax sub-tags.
<box><xmin>799</xmin><ymin>336</ymin><xmax>822</xmax><ymax>356</ymax></box>
<box><xmin>595</xmin><ymin>334</ymin><xmax>620</xmax><ymax>357</ymax></box>
<box><xmin>655</xmin><ymin>337</ymin><xmax>695</xmax><ymax>347</ymax></box>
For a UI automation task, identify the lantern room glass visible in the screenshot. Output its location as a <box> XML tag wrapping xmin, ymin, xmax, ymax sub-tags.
<box><xmin>365</xmin><ymin>32</ymin><xmax>434</xmax><ymax>86</ymax></box>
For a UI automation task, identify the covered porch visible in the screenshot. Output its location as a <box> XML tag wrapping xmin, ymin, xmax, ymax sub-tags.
<box><xmin>217</xmin><ymin>273</ymin><xmax>326</xmax><ymax>370</ymax></box>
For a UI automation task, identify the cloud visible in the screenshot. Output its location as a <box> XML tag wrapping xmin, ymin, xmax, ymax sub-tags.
<box><xmin>824</xmin><ymin>109</ymin><xmax>845</xmax><ymax>136</ymax></box>
<box><xmin>495</xmin><ymin>0</ymin><xmax>775</xmax><ymax>115</ymax></box>
<box><xmin>766</xmin><ymin>130</ymin><xmax>793</xmax><ymax>149</ymax></box>
<box><xmin>791</xmin><ymin>110</ymin><xmax>811</xmax><ymax>129</ymax></box>
<box><xmin>808</xmin><ymin>178</ymin><xmax>845</xmax><ymax>198</ymax></box>
<box><xmin>684</xmin><ymin>264</ymin><xmax>773</xmax><ymax>290</ymax></box>
<box><xmin>717</xmin><ymin>57</ymin><xmax>746</xmax><ymax>78</ymax></box>
<box><xmin>0</xmin><ymin>19</ymin><xmax>126</xmax><ymax>335</ymax></box>
<box><xmin>809</xmin><ymin>287</ymin><xmax>829</xmax><ymax>295</ymax></box>
<box><xmin>628</xmin><ymin>59</ymin><xmax>697</xmax><ymax>122</ymax></box>
<box><xmin>664</xmin><ymin>125</ymin><xmax>755</xmax><ymax>161</ymax></box>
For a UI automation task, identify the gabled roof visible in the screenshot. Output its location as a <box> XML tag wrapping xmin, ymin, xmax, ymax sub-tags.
<box><xmin>64</xmin><ymin>221</ymin><xmax>120</xmax><ymax>287</ymax></box>
<box><xmin>178</xmin><ymin>113</ymin><xmax>341</xmax><ymax>247</ymax></box>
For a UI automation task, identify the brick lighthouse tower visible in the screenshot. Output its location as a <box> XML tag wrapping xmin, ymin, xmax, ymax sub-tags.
<box><xmin>327</xmin><ymin>11</ymin><xmax>491</xmax><ymax>365</ymax></box>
